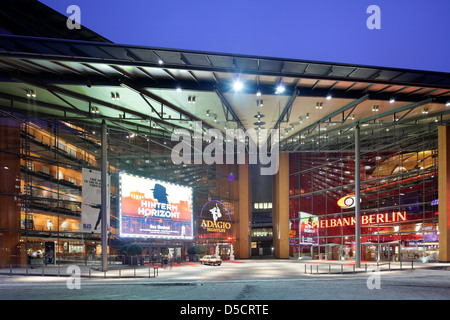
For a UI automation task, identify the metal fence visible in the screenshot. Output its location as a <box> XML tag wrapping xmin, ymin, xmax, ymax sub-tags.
<box><xmin>4</xmin><ymin>264</ymin><xmax>159</xmax><ymax>279</ymax></box>
<box><xmin>303</xmin><ymin>260</ymin><xmax>415</xmax><ymax>274</ymax></box>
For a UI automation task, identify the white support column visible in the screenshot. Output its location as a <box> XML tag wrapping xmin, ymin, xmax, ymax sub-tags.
<box><xmin>101</xmin><ymin>120</ymin><xmax>108</xmax><ymax>272</ymax></box>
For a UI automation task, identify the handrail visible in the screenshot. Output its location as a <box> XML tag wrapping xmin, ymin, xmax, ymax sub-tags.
<box><xmin>303</xmin><ymin>260</ymin><xmax>415</xmax><ymax>274</ymax></box>
<box><xmin>3</xmin><ymin>264</ymin><xmax>159</xmax><ymax>279</ymax></box>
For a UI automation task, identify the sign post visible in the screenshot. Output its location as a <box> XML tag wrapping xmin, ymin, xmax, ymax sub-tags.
<box><xmin>355</xmin><ymin>123</ymin><xmax>361</xmax><ymax>268</ymax></box>
<box><xmin>101</xmin><ymin>120</ymin><xmax>108</xmax><ymax>272</ymax></box>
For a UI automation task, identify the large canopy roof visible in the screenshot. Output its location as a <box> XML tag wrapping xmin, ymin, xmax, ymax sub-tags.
<box><xmin>0</xmin><ymin>34</ymin><xmax>449</xmax><ymax>151</ymax></box>
<box><xmin>1</xmin><ymin>0</ymin><xmax>449</xmax><ymax>165</ymax></box>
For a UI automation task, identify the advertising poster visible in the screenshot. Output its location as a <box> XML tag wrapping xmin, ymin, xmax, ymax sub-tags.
<box><xmin>299</xmin><ymin>212</ymin><xmax>319</xmax><ymax>245</ymax></box>
<box><xmin>81</xmin><ymin>168</ymin><xmax>110</xmax><ymax>233</ymax></box>
<box><xmin>119</xmin><ymin>172</ymin><xmax>193</xmax><ymax>239</ymax></box>
<box><xmin>198</xmin><ymin>200</ymin><xmax>232</xmax><ymax>239</ymax></box>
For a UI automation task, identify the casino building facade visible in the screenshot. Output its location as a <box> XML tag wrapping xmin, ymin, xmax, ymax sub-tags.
<box><xmin>0</xmin><ymin>0</ymin><xmax>450</xmax><ymax>268</ymax></box>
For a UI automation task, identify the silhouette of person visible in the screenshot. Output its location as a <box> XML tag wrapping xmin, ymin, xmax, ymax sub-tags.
<box><xmin>89</xmin><ymin>203</ymin><xmax>102</xmax><ymax>231</ymax></box>
<box><xmin>144</xmin><ymin>184</ymin><xmax>171</xmax><ymax>223</ymax></box>
<box><xmin>152</xmin><ymin>183</ymin><xmax>169</xmax><ymax>204</ymax></box>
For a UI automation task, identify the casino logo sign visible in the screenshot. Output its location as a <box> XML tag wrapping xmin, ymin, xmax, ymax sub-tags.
<box><xmin>199</xmin><ymin>200</ymin><xmax>232</xmax><ymax>234</ymax></box>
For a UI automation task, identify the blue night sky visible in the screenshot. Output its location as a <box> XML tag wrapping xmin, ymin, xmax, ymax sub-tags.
<box><xmin>40</xmin><ymin>0</ymin><xmax>450</xmax><ymax>73</ymax></box>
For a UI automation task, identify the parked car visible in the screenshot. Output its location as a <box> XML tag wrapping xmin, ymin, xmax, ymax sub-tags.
<box><xmin>200</xmin><ymin>255</ymin><xmax>222</xmax><ymax>266</ymax></box>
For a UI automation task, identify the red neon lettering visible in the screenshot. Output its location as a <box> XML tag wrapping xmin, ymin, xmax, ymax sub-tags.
<box><xmin>361</xmin><ymin>215</ymin><xmax>369</xmax><ymax>225</ymax></box>
<box><xmin>316</xmin><ymin>212</ymin><xmax>408</xmax><ymax>229</ymax></box>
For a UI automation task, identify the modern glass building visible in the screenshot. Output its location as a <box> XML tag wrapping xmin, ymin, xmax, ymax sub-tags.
<box><xmin>0</xmin><ymin>0</ymin><xmax>449</xmax><ymax>268</ymax></box>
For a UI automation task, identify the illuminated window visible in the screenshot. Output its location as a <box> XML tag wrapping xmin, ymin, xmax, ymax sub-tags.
<box><xmin>254</xmin><ymin>202</ymin><xmax>273</xmax><ymax>210</ymax></box>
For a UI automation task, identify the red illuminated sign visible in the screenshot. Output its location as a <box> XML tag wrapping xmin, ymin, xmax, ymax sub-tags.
<box><xmin>310</xmin><ymin>211</ymin><xmax>407</xmax><ymax>229</ymax></box>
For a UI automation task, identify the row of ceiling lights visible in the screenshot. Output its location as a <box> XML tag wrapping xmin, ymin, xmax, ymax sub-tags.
<box><xmin>372</xmin><ymin>104</ymin><xmax>431</xmax><ymax>115</ymax></box>
<box><xmin>23</xmin><ymin>84</ymin><xmax>450</xmax><ymax>136</ymax></box>
<box><xmin>151</xmin><ymin>57</ymin><xmax>447</xmax><ymax>106</ymax></box>
<box><xmin>233</xmin><ymin>78</ymin><xmax>286</xmax><ymax>95</ymax></box>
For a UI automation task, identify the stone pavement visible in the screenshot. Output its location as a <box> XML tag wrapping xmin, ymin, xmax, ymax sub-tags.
<box><xmin>1</xmin><ymin>258</ymin><xmax>448</xmax><ymax>280</ymax></box>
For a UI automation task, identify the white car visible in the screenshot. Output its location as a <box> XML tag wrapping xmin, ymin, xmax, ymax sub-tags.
<box><xmin>200</xmin><ymin>255</ymin><xmax>222</xmax><ymax>266</ymax></box>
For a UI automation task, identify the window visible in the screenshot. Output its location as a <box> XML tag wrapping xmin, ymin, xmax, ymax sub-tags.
<box><xmin>251</xmin><ymin>228</ymin><xmax>273</xmax><ymax>237</ymax></box>
<box><xmin>253</xmin><ymin>202</ymin><xmax>272</xmax><ymax>210</ymax></box>
<box><xmin>67</xmin><ymin>146</ymin><xmax>77</xmax><ymax>158</ymax></box>
<box><xmin>56</xmin><ymin>171</ymin><xmax>64</xmax><ymax>180</ymax></box>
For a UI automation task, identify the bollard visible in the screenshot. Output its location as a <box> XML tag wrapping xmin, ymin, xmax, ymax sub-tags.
<box><xmin>89</xmin><ymin>268</ymin><xmax>91</xmax><ymax>279</ymax></box>
<box><xmin>57</xmin><ymin>266</ymin><xmax>60</xmax><ymax>277</ymax></box>
<box><xmin>10</xmin><ymin>265</ymin><xmax>12</xmax><ymax>275</ymax></box>
<box><xmin>134</xmin><ymin>267</ymin><xmax>136</xmax><ymax>278</ymax></box>
<box><xmin>341</xmin><ymin>265</ymin><xmax>343</xmax><ymax>274</ymax></box>
<box><xmin>388</xmin><ymin>261</ymin><xmax>391</xmax><ymax>271</ymax></box>
<box><xmin>316</xmin><ymin>265</ymin><xmax>318</xmax><ymax>274</ymax></box>
<box><xmin>305</xmin><ymin>264</ymin><xmax>307</xmax><ymax>273</ymax></box>
<box><xmin>365</xmin><ymin>263</ymin><xmax>367</xmax><ymax>272</ymax></box>
<box><xmin>353</xmin><ymin>264</ymin><xmax>355</xmax><ymax>274</ymax></box>
<box><xmin>310</xmin><ymin>265</ymin><xmax>312</xmax><ymax>274</ymax></box>
<box><xmin>400</xmin><ymin>260</ymin><xmax>402</xmax><ymax>270</ymax></box>
<box><xmin>119</xmin><ymin>268</ymin><xmax>121</xmax><ymax>278</ymax></box>
<box><xmin>411</xmin><ymin>260</ymin><xmax>414</xmax><ymax>270</ymax></box>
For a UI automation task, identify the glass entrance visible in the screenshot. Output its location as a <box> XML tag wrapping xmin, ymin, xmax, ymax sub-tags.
<box><xmin>379</xmin><ymin>243</ymin><xmax>399</xmax><ymax>261</ymax></box>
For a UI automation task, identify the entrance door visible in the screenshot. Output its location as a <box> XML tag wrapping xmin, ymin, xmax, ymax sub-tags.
<box><xmin>362</xmin><ymin>244</ymin><xmax>377</xmax><ymax>261</ymax></box>
<box><xmin>380</xmin><ymin>244</ymin><xmax>398</xmax><ymax>261</ymax></box>
<box><xmin>311</xmin><ymin>245</ymin><xmax>319</xmax><ymax>260</ymax></box>
<box><xmin>311</xmin><ymin>245</ymin><xmax>327</xmax><ymax>260</ymax></box>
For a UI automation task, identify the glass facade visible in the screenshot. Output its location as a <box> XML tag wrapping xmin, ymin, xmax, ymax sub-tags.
<box><xmin>1</xmin><ymin>2</ymin><xmax>449</xmax><ymax>267</ymax></box>
<box><xmin>289</xmin><ymin>124</ymin><xmax>439</xmax><ymax>262</ymax></box>
<box><xmin>0</xmin><ymin>114</ymin><xmax>240</xmax><ymax>266</ymax></box>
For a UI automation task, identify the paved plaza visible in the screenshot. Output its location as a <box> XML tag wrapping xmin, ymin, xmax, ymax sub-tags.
<box><xmin>0</xmin><ymin>259</ymin><xmax>449</xmax><ymax>301</ymax></box>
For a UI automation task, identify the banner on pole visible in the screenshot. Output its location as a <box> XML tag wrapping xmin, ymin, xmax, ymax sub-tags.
<box><xmin>81</xmin><ymin>168</ymin><xmax>110</xmax><ymax>233</ymax></box>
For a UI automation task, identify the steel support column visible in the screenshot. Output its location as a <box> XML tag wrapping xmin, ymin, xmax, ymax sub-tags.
<box><xmin>354</xmin><ymin>123</ymin><xmax>361</xmax><ymax>268</ymax></box>
<box><xmin>101</xmin><ymin>119</ymin><xmax>108</xmax><ymax>272</ymax></box>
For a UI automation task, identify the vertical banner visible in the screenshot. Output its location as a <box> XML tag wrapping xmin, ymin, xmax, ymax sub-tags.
<box><xmin>299</xmin><ymin>212</ymin><xmax>319</xmax><ymax>245</ymax></box>
<box><xmin>81</xmin><ymin>168</ymin><xmax>110</xmax><ymax>233</ymax></box>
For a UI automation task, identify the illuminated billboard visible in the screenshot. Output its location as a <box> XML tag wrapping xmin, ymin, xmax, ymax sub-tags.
<box><xmin>119</xmin><ymin>172</ymin><xmax>193</xmax><ymax>239</ymax></box>
<box><xmin>299</xmin><ymin>212</ymin><xmax>319</xmax><ymax>245</ymax></box>
<box><xmin>198</xmin><ymin>200</ymin><xmax>232</xmax><ymax>239</ymax></box>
